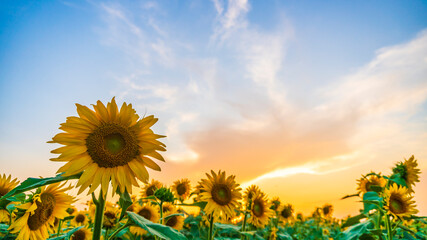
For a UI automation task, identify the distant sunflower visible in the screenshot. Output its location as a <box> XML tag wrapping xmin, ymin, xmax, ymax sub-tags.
<box><xmin>66</xmin><ymin>206</ymin><xmax>77</xmax><ymax>215</ymax></box>
<box><xmin>9</xmin><ymin>183</ymin><xmax>74</xmax><ymax>240</ymax></box>
<box><xmin>392</xmin><ymin>155</ymin><xmax>421</xmax><ymax>192</ymax></box>
<box><xmin>172</xmin><ymin>179</ymin><xmax>191</xmax><ymax>201</ymax></box>
<box><xmin>357</xmin><ymin>173</ymin><xmax>387</xmax><ymax>194</ymax></box>
<box><xmin>279</xmin><ymin>204</ymin><xmax>294</xmax><ymax>220</ymax></box>
<box><xmin>49</xmin><ymin>97</ymin><xmax>166</xmax><ymax>195</ymax></box>
<box><xmin>193</xmin><ymin>181</ymin><xmax>206</xmax><ymax>202</ymax></box>
<box><xmin>164</xmin><ymin>210</ymin><xmax>184</xmax><ymax>231</ymax></box>
<box><xmin>129</xmin><ymin>204</ymin><xmax>159</xmax><ymax>236</ymax></box>
<box><xmin>384</xmin><ymin>183</ymin><xmax>418</xmax><ymax>218</ymax></box>
<box><xmin>243</xmin><ymin>185</ymin><xmax>260</xmax><ymax>204</ymax></box>
<box><xmin>70</xmin><ymin>227</ymin><xmax>92</xmax><ymax>240</ymax></box>
<box><xmin>103</xmin><ymin>204</ymin><xmax>118</xmax><ymax>229</ymax></box>
<box><xmin>200</xmin><ymin>170</ymin><xmax>242</xmax><ymax>219</ymax></box>
<box><xmin>270</xmin><ymin>197</ymin><xmax>281</xmax><ymax>211</ymax></box>
<box><xmin>247</xmin><ymin>192</ymin><xmax>273</xmax><ymax>228</ymax></box>
<box><xmin>162</xmin><ymin>202</ymin><xmax>175</xmax><ymax>214</ymax></box>
<box><xmin>0</xmin><ymin>173</ymin><xmax>19</xmax><ymax>222</ymax></box>
<box><xmin>141</xmin><ymin>179</ymin><xmax>163</xmax><ymax>198</ymax></box>
<box><xmin>72</xmin><ymin>211</ymin><xmax>89</xmax><ymax>226</ymax></box>
<box><xmin>322</xmin><ymin>204</ymin><xmax>333</xmax><ymax>217</ymax></box>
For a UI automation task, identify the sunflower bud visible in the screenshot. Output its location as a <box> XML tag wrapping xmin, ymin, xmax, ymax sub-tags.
<box><xmin>154</xmin><ymin>187</ymin><xmax>174</xmax><ymax>202</ymax></box>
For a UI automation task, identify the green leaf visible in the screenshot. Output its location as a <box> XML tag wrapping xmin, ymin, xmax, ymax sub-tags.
<box><xmin>214</xmin><ymin>222</ymin><xmax>241</xmax><ymax>232</ymax></box>
<box><xmin>162</xmin><ymin>213</ymin><xmax>184</xmax><ymax>222</ymax></box>
<box><xmin>341</xmin><ymin>214</ymin><xmax>366</xmax><ymax>228</ymax></box>
<box><xmin>362</xmin><ymin>192</ymin><xmax>382</xmax><ymax>214</ymax></box>
<box><xmin>338</xmin><ymin>220</ymin><xmax>374</xmax><ymax>240</ymax></box>
<box><xmin>127</xmin><ymin>211</ymin><xmax>187</xmax><ymax>240</ymax></box>
<box><xmin>388</xmin><ymin>173</ymin><xmax>407</xmax><ymax>187</ymax></box>
<box><xmin>0</xmin><ymin>173</ymin><xmax>82</xmax><ymax>200</ymax></box>
<box><xmin>117</xmin><ymin>189</ymin><xmax>133</xmax><ymax>220</ymax></box>
<box><xmin>177</xmin><ymin>201</ymin><xmax>207</xmax><ymax>209</ymax></box>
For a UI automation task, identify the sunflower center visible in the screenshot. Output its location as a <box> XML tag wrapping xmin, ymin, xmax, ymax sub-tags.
<box><xmin>211</xmin><ymin>184</ymin><xmax>232</xmax><ymax>206</ymax></box>
<box><xmin>138</xmin><ymin>208</ymin><xmax>152</xmax><ymax>221</ymax></box>
<box><xmin>252</xmin><ymin>200</ymin><xmax>264</xmax><ymax>217</ymax></box>
<box><xmin>27</xmin><ymin>193</ymin><xmax>56</xmax><ymax>231</ymax></box>
<box><xmin>166</xmin><ymin>215</ymin><xmax>178</xmax><ymax>227</ymax></box>
<box><xmin>71</xmin><ymin>229</ymin><xmax>86</xmax><ymax>240</ymax></box>
<box><xmin>86</xmin><ymin>123</ymin><xmax>140</xmax><ymax>168</ymax></box>
<box><xmin>389</xmin><ymin>194</ymin><xmax>406</xmax><ymax>214</ymax></box>
<box><xmin>281</xmin><ymin>208</ymin><xmax>291</xmax><ymax>219</ymax></box>
<box><xmin>75</xmin><ymin>213</ymin><xmax>86</xmax><ymax>223</ymax></box>
<box><xmin>177</xmin><ymin>183</ymin><xmax>187</xmax><ymax>196</ymax></box>
<box><xmin>0</xmin><ymin>187</ymin><xmax>8</xmax><ymax>197</ymax></box>
<box><xmin>146</xmin><ymin>186</ymin><xmax>156</xmax><ymax>196</ymax></box>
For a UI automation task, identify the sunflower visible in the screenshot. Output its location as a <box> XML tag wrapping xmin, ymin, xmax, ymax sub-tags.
<box><xmin>200</xmin><ymin>170</ymin><xmax>242</xmax><ymax>219</ymax></box>
<box><xmin>270</xmin><ymin>197</ymin><xmax>281</xmax><ymax>211</ymax></box>
<box><xmin>103</xmin><ymin>204</ymin><xmax>118</xmax><ymax>229</ymax></box>
<box><xmin>0</xmin><ymin>174</ymin><xmax>19</xmax><ymax>222</ymax></box>
<box><xmin>49</xmin><ymin>97</ymin><xmax>166</xmax><ymax>195</ymax></box>
<box><xmin>70</xmin><ymin>227</ymin><xmax>92</xmax><ymax>240</ymax></box>
<box><xmin>141</xmin><ymin>179</ymin><xmax>163</xmax><ymax>198</ymax></box>
<box><xmin>164</xmin><ymin>210</ymin><xmax>184</xmax><ymax>231</ymax></box>
<box><xmin>384</xmin><ymin>183</ymin><xmax>418</xmax><ymax>218</ymax></box>
<box><xmin>392</xmin><ymin>155</ymin><xmax>421</xmax><ymax>192</ymax></box>
<box><xmin>357</xmin><ymin>173</ymin><xmax>387</xmax><ymax>194</ymax></box>
<box><xmin>322</xmin><ymin>204</ymin><xmax>333</xmax><ymax>217</ymax></box>
<box><xmin>66</xmin><ymin>206</ymin><xmax>77</xmax><ymax>215</ymax></box>
<box><xmin>9</xmin><ymin>183</ymin><xmax>74</xmax><ymax>240</ymax></box>
<box><xmin>129</xmin><ymin>203</ymin><xmax>160</xmax><ymax>236</ymax></box>
<box><xmin>72</xmin><ymin>211</ymin><xmax>89</xmax><ymax>226</ymax></box>
<box><xmin>172</xmin><ymin>178</ymin><xmax>191</xmax><ymax>201</ymax></box>
<box><xmin>162</xmin><ymin>202</ymin><xmax>175</xmax><ymax>214</ymax></box>
<box><xmin>243</xmin><ymin>185</ymin><xmax>260</xmax><ymax>204</ymax></box>
<box><xmin>279</xmin><ymin>204</ymin><xmax>294</xmax><ymax>220</ymax></box>
<box><xmin>247</xmin><ymin>192</ymin><xmax>273</xmax><ymax>228</ymax></box>
<box><xmin>193</xmin><ymin>181</ymin><xmax>206</xmax><ymax>202</ymax></box>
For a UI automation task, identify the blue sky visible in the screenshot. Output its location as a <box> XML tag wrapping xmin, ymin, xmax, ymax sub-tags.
<box><xmin>1</xmin><ymin>0</ymin><xmax>427</xmax><ymax>217</ymax></box>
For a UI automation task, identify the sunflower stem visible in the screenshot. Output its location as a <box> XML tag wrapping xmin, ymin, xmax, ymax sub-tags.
<box><xmin>108</xmin><ymin>222</ymin><xmax>131</xmax><ymax>240</ymax></box>
<box><xmin>56</xmin><ymin>219</ymin><xmax>63</xmax><ymax>237</ymax></box>
<box><xmin>385</xmin><ymin>214</ymin><xmax>393</xmax><ymax>240</ymax></box>
<box><xmin>104</xmin><ymin>228</ymin><xmax>109</xmax><ymax>240</ymax></box>
<box><xmin>160</xmin><ymin>201</ymin><xmax>164</xmax><ymax>225</ymax></box>
<box><xmin>208</xmin><ymin>214</ymin><xmax>214</xmax><ymax>240</ymax></box>
<box><xmin>241</xmin><ymin>210</ymin><xmax>248</xmax><ymax>240</ymax></box>
<box><xmin>93</xmin><ymin>186</ymin><xmax>108</xmax><ymax>240</ymax></box>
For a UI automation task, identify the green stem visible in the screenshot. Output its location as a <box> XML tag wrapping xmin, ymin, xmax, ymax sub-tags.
<box><xmin>241</xmin><ymin>210</ymin><xmax>248</xmax><ymax>240</ymax></box>
<box><xmin>108</xmin><ymin>222</ymin><xmax>131</xmax><ymax>240</ymax></box>
<box><xmin>385</xmin><ymin>214</ymin><xmax>393</xmax><ymax>240</ymax></box>
<box><xmin>208</xmin><ymin>214</ymin><xmax>214</xmax><ymax>240</ymax></box>
<box><xmin>104</xmin><ymin>228</ymin><xmax>109</xmax><ymax>240</ymax></box>
<box><xmin>92</xmin><ymin>186</ymin><xmax>108</xmax><ymax>240</ymax></box>
<box><xmin>160</xmin><ymin>201</ymin><xmax>164</xmax><ymax>224</ymax></box>
<box><xmin>56</xmin><ymin>219</ymin><xmax>63</xmax><ymax>236</ymax></box>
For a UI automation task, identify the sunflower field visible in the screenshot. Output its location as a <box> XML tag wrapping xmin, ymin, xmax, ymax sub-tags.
<box><xmin>0</xmin><ymin>98</ymin><xmax>426</xmax><ymax>240</ymax></box>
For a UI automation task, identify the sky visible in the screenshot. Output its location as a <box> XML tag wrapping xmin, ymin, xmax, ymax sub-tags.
<box><xmin>0</xmin><ymin>0</ymin><xmax>426</xmax><ymax>218</ymax></box>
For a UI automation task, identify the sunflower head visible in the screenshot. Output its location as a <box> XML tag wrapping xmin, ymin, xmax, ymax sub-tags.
<box><xmin>66</xmin><ymin>206</ymin><xmax>77</xmax><ymax>215</ymax></box>
<box><xmin>172</xmin><ymin>179</ymin><xmax>191</xmax><ymax>201</ymax></box>
<box><xmin>49</xmin><ymin>97</ymin><xmax>166</xmax><ymax>196</ymax></box>
<box><xmin>129</xmin><ymin>203</ymin><xmax>160</xmax><ymax>236</ymax></box>
<box><xmin>357</xmin><ymin>172</ymin><xmax>387</xmax><ymax>194</ymax></box>
<box><xmin>384</xmin><ymin>183</ymin><xmax>418</xmax><ymax>218</ymax></box>
<box><xmin>72</xmin><ymin>211</ymin><xmax>89</xmax><ymax>226</ymax></box>
<box><xmin>270</xmin><ymin>197</ymin><xmax>281</xmax><ymax>211</ymax></box>
<box><xmin>279</xmin><ymin>204</ymin><xmax>294</xmax><ymax>220</ymax></box>
<box><xmin>162</xmin><ymin>202</ymin><xmax>176</xmax><ymax>213</ymax></box>
<box><xmin>103</xmin><ymin>204</ymin><xmax>118</xmax><ymax>229</ymax></box>
<box><xmin>322</xmin><ymin>204</ymin><xmax>333</xmax><ymax>217</ymax></box>
<box><xmin>392</xmin><ymin>155</ymin><xmax>421</xmax><ymax>192</ymax></box>
<box><xmin>9</xmin><ymin>183</ymin><xmax>74</xmax><ymax>240</ymax></box>
<box><xmin>248</xmin><ymin>192</ymin><xmax>273</xmax><ymax>228</ymax></box>
<box><xmin>165</xmin><ymin>210</ymin><xmax>184</xmax><ymax>231</ymax></box>
<box><xmin>0</xmin><ymin>174</ymin><xmax>19</xmax><ymax>198</ymax></box>
<box><xmin>200</xmin><ymin>170</ymin><xmax>242</xmax><ymax>219</ymax></box>
<box><xmin>154</xmin><ymin>187</ymin><xmax>174</xmax><ymax>202</ymax></box>
<box><xmin>141</xmin><ymin>179</ymin><xmax>163</xmax><ymax>198</ymax></box>
<box><xmin>243</xmin><ymin>185</ymin><xmax>260</xmax><ymax>205</ymax></box>
<box><xmin>71</xmin><ymin>227</ymin><xmax>92</xmax><ymax>240</ymax></box>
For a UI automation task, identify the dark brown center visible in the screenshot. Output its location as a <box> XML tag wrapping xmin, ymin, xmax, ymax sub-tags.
<box><xmin>27</xmin><ymin>193</ymin><xmax>56</xmax><ymax>231</ymax></box>
<box><xmin>86</xmin><ymin>123</ymin><xmax>140</xmax><ymax>168</ymax></box>
<box><xmin>146</xmin><ymin>186</ymin><xmax>157</xmax><ymax>196</ymax></box>
<box><xmin>71</xmin><ymin>229</ymin><xmax>86</xmax><ymax>240</ymax></box>
<box><xmin>138</xmin><ymin>208</ymin><xmax>152</xmax><ymax>221</ymax></box>
<box><xmin>75</xmin><ymin>213</ymin><xmax>86</xmax><ymax>223</ymax></box>
<box><xmin>389</xmin><ymin>194</ymin><xmax>407</xmax><ymax>214</ymax></box>
<box><xmin>166</xmin><ymin>215</ymin><xmax>178</xmax><ymax>227</ymax></box>
<box><xmin>252</xmin><ymin>199</ymin><xmax>264</xmax><ymax>217</ymax></box>
<box><xmin>176</xmin><ymin>183</ymin><xmax>187</xmax><ymax>196</ymax></box>
<box><xmin>211</xmin><ymin>184</ymin><xmax>232</xmax><ymax>206</ymax></box>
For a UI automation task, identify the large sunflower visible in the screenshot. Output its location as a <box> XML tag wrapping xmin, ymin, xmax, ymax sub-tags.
<box><xmin>49</xmin><ymin>97</ymin><xmax>166</xmax><ymax>195</ymax></box>
<box><xmin>200</xmin><ymin>170</ymin><xmax>242</xmax><ymax>219</ymax></box>
<box><xmin>247</xmin><ymin>192</ymin><xmax>273</xmax><ymax>228</ymax></box>
<box><xmin>0</xmin><ymin>174</ymin><xmax>19</xmax><ymax>223</ymax></box>
<box><xmin>9</xmin><ymin>183</ymin><xmax>74</xmax><ymax>240</ymax></box>
<box><xmin>172</xmin><ymin>178</ymin><xmax>191</xmax><ymax>201</ymax></box>
<box><xmin>384</xmin><ymin>183</ymin><xmax>418</xmax><ymax>218</ymax></box>
<box><xmin>129</xmin><ymin>203</ymin><xmax>160</xmax><ymax>236</ymax></box>
<box><xmin>141</xmin><ymin>179</ymin><xmax>163</xmax><ymax>198</ymax></box>
<box><xmin>357</xmin><ymin>173</ymin><xmax>387</xmax><ymax>194</ymax></box>
<box><xmin>392</xmin><ymin>155</ymin><xmax>421</xmax><ymax>192</ymax></box>
<box><xmin>164</xmin><ymin>210</ymin><xmax>184</xmax><ymax>231</ymax></box>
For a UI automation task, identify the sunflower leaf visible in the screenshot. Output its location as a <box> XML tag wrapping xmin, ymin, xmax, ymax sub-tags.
<box><xmin>341</xmin><ymin>213</ymin><xmax>366</xmax><ymax>228</ymax></box>
<box><xmin>127</xmin><ymin>211</ymin><xmax>187</xmax><ymax>240</ymax></box>
<box><xmin>0</xmin><ymin>172</ymin><xmax>82</xmax><ymax>200</ymax></box>
<box><xmin>161</xmin><ymin>213</ymin><xmax>184</xmax><ymax>221</ymax></box>
<box><xmin>117</xmin><ymin>189</ymin><xmax>133</xmax><ymax>220</ymax></box>
<box><xmin>176</xmin><ymin>201</ymin><xmax>208</xmax><ymax>209</ymax></box>
<box><xmin>341</xmin><ymin>193</ymin><xmax>360</xmax><ymax>200</ymax></box>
